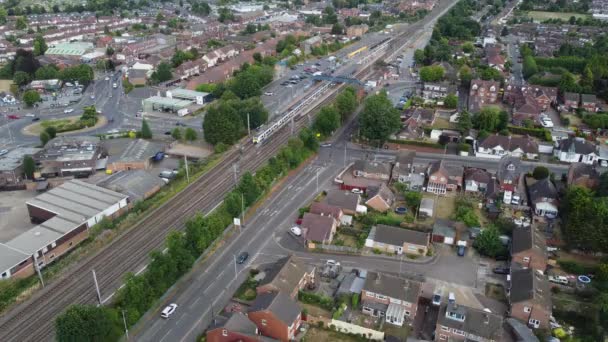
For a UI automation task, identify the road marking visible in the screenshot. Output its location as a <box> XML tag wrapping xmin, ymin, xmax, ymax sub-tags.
<box><xmin>180</xmin><ymin>307</ymin><xmax>211</xmax><ymax>342</ymax></box>
<box><xmin>159</xmin><ymin>329</ymin><xmax>174</xmax><ymax>342</ymax></box>
<box><xmin>189</xmin><ymin>296</ymin><xmax>203</xmax><ymax>309</ymax></box>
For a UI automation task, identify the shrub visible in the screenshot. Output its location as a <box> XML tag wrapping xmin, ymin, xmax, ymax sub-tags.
<box><xmin>298</xmin><ymin>291</ymin><xmax>334</xmax><ymax>311</ymax></box>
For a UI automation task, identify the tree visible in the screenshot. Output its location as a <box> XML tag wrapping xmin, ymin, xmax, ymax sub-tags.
<box><xmin>359</xmin><ymin>92</ymin><xmax>400</xmax><ymax>143</ymax></box>
<box><xmin>532</xmin><ymin>166</ymin><xmax>550</xmax><ymax>180</ymax></box>
<box><xmin>558</xmin><ymin>72</ymin><xmax>580</xmax><ymax>93</ymax></box>
<box><xmin>522</xmin><ymin>55</ymin><xmax>538</xmax><ymax>79</ymax></box>
<box><xmin>459</xmin><ymin>65</ymin><xmax>473</xmax><ymax>87</ymax></box>
<box><xmin>404</xmin><ymin>191</ymin><xmax>422</xmax><ymax>210</ymax></box>
<box><xmin>35</xmin><ymin>65</ymin><xmax>59</xmax><ymax>80</ymax></box>
<box><xmin>22</xmin><ymin>90</ymin><xmax>41</xmax><ymax>107</ymax></box>
<box><xmin>33</xmin><ymin>35</ymin><xmax>47</xmax><ymax>56</ymax></box>
<box><xmin>580</xmin><ymin>65</ymin><xmax>594</xmax><ymax>91</ymax></box>
<box><xmin>0</xmin><ymin>7</ymin><xmax>7</xmax><ymax>25</ymax></box>
<box><xmin>141</xmin><ymin>118</ymin><xmax>152</xmax><ymax>139</ymax></box>
<box><xmin>419</xmin><ymin>65</ymin><xmax>445</xmax><ymax>82</ymax></box>
<box><xmin>40</xmin><ymin>131</ymin><xmax>50</xmax><ymax>145</ymax></box>
<box><xmin>203</xmin><ymin>102</ymin><xmax>243</xmax><ymax>145</ymax></box>
<box><xmin>414</xmin><ymin>49</ymin><xmax>425</xmax><ymax>65</ymax></box>
<box><xmin>474</xmin><ymin>106</ymin><xmax>501</xmax><ymax>132</ymax></box>
<box><xmin>13</xmin><ymin>71</ymin><xmax>30</xmax><ymax>86</ymax></box>
<box><xmin>456</xmin><ymin>110</ymin><xmax>472</xmax><ymax>133</ymax></box>
<box><xmin>184</xmin><ymin>127</ymin><xmax>197</xmax><ymax>141</ymax></box>
<box><xmin>23</xmin><ymin>155</ymin><xmax>35</xmax><ymax>179</ymax></box>
<box><xmin>444</xmin><ymin>93</ymin><xmax>458</xmax><ymax>109</ymax></box>
<box><xmin>106</xmin><ymin>46</ymin><xmax>115</xmax><ymax>56</ymax></box>
<box><xmin>171</xmin><ymin>127</ymin><xmax>182</xmax><ymax>140</ymax></box>
<box><xmin>335</xmin><ymin>87</ymin><xmax>357</xmax><ymax>121</ymax></box>
<box><xmin>474</xmin><ymin>226</ymin><xmax>505</xmax><ymax>257</ymax></box>
<box><xmin>253</xmin><ymin>52</ymin><xmax>262</xmax><ymax>63</ymax></box>
<box><xmin>598</xmin><ymin>172</ymin><xmax>608</xmax><ymax>197</ymax></box>
<box><xmin>461</xmin><ymin>42</ymin><xmax>474</xmax><ymax>54</ymax></box>
<box><xmin>45</xmin><ymin>126</ymin><xmax>57</xmax><ymax>139</ymax></box>
<box><xmin>561</xmin><ymin>187</ymin><xmax>608</xmax><ymax>252</ymax></box>
<box><xmin>15</xmin><ymin>16</ymin><xmax>27</xmax><ymax>30</ymax></box>
<box><xmin>314</xmin><ymin>106</ymin><xmax>340</xmax><ymax>136</ymax></box>
<box><xmin>231</xmin><ymin>71</ymin><xmax>261</xmax><ymax>99</ymax></box>
<box><xmin>55</xmin><ymin>305</ymin><xmax>122</xmax><ymax>342</ymax></box>
<box><xmin>322</xmin><ymin>6</ymin><xmax>338</xmax><ymax>24</ymax></box>
<box><xmin>331</xmin><ymin>23</ymin><xmax>344</xmax><ymax>35</ymax></box>
<box><xmin>150</xmin><ymin>62</ymin><xmax>172</xmax><ymax>83</ymax></box>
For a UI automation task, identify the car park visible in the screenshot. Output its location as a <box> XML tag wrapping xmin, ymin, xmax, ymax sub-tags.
<box><xmin>237</xmin><ymin>252</ymin><xmax>249</xmax><ymax>264</ymax></box>
<box><xmin>161</xmin><ymin>303</ymin><xmax>178</xmax><ymax>318</ymax></box>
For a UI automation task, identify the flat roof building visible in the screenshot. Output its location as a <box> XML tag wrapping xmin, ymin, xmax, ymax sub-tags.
<box><xmin>104</xmin><ymin>138</ymin><xmax>163</xmax><ymax>172</ymax></box>
<box><xmin>1</xmin><ymin>180</ymin><xmax>128</xmax><ymax>279</ymax></box>
<box><xmin>142</xmin><ymin>96</ymin><xmax>192</xmax><ymax>114</ymax></box>
<box><xmin>0</xmin><ymin>147</ymin><xmax>41</xmax><ymax>187</ymax></box>
<box><xmin>166</xmin><ymin>88</ymin><xmax>211</xmax><ymax>105</ymax></box>
<box><xmin>34</xmin><ymin>136</ymin><xmax>104</xmax><ymax>178</ymax></box>
<box><xmin>46</xmin><ymin>42</ymin><xmax>95</xmax><ymax>56</ymax></box>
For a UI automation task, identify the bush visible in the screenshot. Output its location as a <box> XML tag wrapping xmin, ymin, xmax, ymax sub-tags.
<box><xmin>557</xmin><ymin>260</ymin><xmax>598</xmax><ymax>275</ymax></box>
<box><xmin>298</xmin><ymin>291</ymin><xmax>334</xmax><ymax>311</ymax></box>
<box><xmin>214</xmin><ymin>142</ymin><xmax>228</xmax><ymax>153</ymax></box>
<box><xmin>507</xmin><ymin>125</ymin><xmax>551</xmax><ymax>141</ymax></box>
<box><xmin>387</xmin><ymin>139</ymin><xmax>443</xmax><ymax>149</ymax></box>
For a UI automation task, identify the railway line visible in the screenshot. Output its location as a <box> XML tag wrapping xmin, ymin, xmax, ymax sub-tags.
<box><xmin>0</xmin><ymin>2</ymin><xmax>456</xmax><ymax>340</ymax></box>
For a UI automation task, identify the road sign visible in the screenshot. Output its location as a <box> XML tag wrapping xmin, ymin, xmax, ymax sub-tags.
<box><xmin>233</xmin><ymin>218</ymin><xmax>241</xmax><ymax>226</ymax></box>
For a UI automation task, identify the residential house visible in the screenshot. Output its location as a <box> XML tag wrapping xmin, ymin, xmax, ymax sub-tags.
<box><xmin>309</xmin><ymin>202</ymin><xmax>343</xmax><ymax>221</ymax></box>
<box><xmin>127</xmin><ymin>68</ymin><xmax>148</xmax><ymax>86</ymax></box>
<box><xmin>512</xmin><ymin>96</ymin><xmax>541</xmax><ymax>125</ymax></box>
<box><xmin>256</xmin><ymin>255</ymin><xmax>315</xmax><ymax>299</ymax></box>
<box><xmin>485</xmin><ymin>44</ymin><xmax>505</xmax><ymax>71</ymax></box>
<box><xmin>353</xmin><ymin>160</ymin><xmax>391</xmax><ymax>181</ymax></box>
<box><xmin>402</xmin><ymin>107</ymin><xmax>436</xmax><ymax>126</ymax></box>
<box><xmin>247</xmin><ymin>292</ymin><xmax>302</xmax><ymax>342</ymax></box>
<box><xmin>468</xmin><ymin>79</ymin><xmax>500</xmax><ymax>112</ymax></box>
<box><xmin>175</xmin><ymin>60</ymin><xmax>204</xmax><ymax>80</ymax></box>
<box><xmin>581</xmin><ymin>93</ymin><xmax>598</xmax><ymax>112</ymax></box>
<box><xmin>324</xmin><ymin>190</ymin><xmax>361</xmax><ymax>215</ymax></box>
<box><xmin>504</xmin><ymin>85</ymin><xmax>557</xmax><ymax>111</ymax></box>
<box><xmin>553</xmin><ymin>137</ymin><xmax>598</xmax><ymax>164</ymax></box>
<box><xmin>508</xmin><ymin>268</ymin><xmax>551</xmax><ymax>330</ymax></box>
<box><xmin>365</xmin><ymin>183</ymin><xmax>395</xmax><ymax>212</ymax></box>
<box><xmin>206</xmin><ymin>312</ymin><xmax>264</xmax><ymax>342</ymax></box>
<box><xmin>496</xmin><ymin>156</ymin><xmax>523</xmax><ymax>192</ymax></box>
<box><xmin>365</xmin><ymin>224</ymin><xmax>430</xmax><ymax>256</ymax></box>
<box><xmin>563</xmin><ymin>92</ymin><xmax>579</xmax><ymax>110</ymax></box>
<box><xmin>361</xmin><ymin>271</ymin><xmax>421</xmax><ymax>326</ymax></box>
<box><xmin>511</xmin><ymin>226</ymin><xmax>547</xmax><ymax>271</ymax></box>
<box><xmin>391</xmin><ymin>150</ymin><xmax>415</xmax><ymax>183</ymax></box>
<box><xmin>463</xmin><ymin>168</ymin><xmax>493</xmax><ymax>194</ymax></box>
<box><xmin>202</xmin><ymin>51</ymin><xmax>220</xmax><ymax>67</ymax></box>
<box><xmin>435</xmin><ymin>302</ymin><xmax>503</xmax><ymax>342</ymax></box>
<box><xmin>432</xmin><ymin>219</ymin><xmax>458</xmax><ymax>245</ymax></box>
<box><xmin>476</xmin><ymin>134</ymin><xmax>539</xmax><ymax>160</ymax></box>
<box><xmin>426</xmin><ymin>160</ymin><xmax>463</xmax><ymax>195</ymax></box>
<box><xmin>421</xmin><ymin>82</ymin><xmax>454</xmax><ymax>102</ymax></box>
<box><xmin>300</xmin><ymin>36</ymin><xmax>322</xmax><ymax>54</ymax></box>
<box><xmin>567</xmin><ymin>163</ymin><xmax>600</xmax><ymax>189</ymax></box>
<box><xmin>346</xmin><ymin>24</ymin><xmax>368</xmax><ymax>38</ymax></box>
<box><xmin>300</xmin><ymin>213</ymin><xmax>337</xmax><ymax>245</ymax></box>
<box><xmin>526</xmin><ymin>178</ymin><xmax>558</xmax><ymax>217</ymax></box>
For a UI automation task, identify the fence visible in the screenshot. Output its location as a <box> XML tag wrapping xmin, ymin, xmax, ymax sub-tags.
<box><xmin>330</xmin><ymin>319</ymin><xmax>385</xmax><ymax>341</ymax></box>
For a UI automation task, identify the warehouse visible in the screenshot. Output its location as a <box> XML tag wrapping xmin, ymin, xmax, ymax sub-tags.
<box><xmin>0</xmin><ymin>180</ymin><xmax>128</xmax><ymax>279</ymax></box>
<box><xmin>166</xmin><ymin>88</ymin><xmax>211</xmax><ymax>105</ymax></box>
<box><xmin>142</xmin><ymin>96</ymin><xmax>192</xmax><ymax>115</ymax></box>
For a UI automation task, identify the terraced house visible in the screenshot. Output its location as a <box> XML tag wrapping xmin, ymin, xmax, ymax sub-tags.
<box><xmin>361</xmin><ymin>271</ymin><xmax>421</xmax><ymax>326</ymax></box>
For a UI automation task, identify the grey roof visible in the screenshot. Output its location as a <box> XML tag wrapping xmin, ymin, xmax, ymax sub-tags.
<box><xmin>509</xmin><ymin>268</ymin><xmax>551</xmax><ymax>309</ymax></box>
<box><xmin>506</xmin><ymin>318</ymin><xmax>540</xmax><ymax>342</ymax></box>
<box><xmin>97</xmin><ymin>170</ymin><xmax>165</xmax><ymax>202</ymax></box>
<box><xmin>0</xmin><ymin>243</ymin><xmax>30</xmax><ymax>273</ymax></box>
<box><xmin>6</xmin><ymin>226</ymin><xmax>63</xmax><ymax>255</ymax></box>
<box><xmin>258</xmin><ymin>255</ymin><xmax>310</xmax><ymax>295</ymax></box>
<box><xmin>428</xmin><ymin>160</ymin><xmax>463</xmax><ymax>178</ymax></box>
<box><xmin>479</xmin><ymin>134</ymin><xmax>539</xmax><ymax>154</ymax></box>
<box><xmin>393</xmin><ymin>150</ymin><xmax>415</xmax><ymax>175</ymax></box>
<box><xmin>210</xmin><ymin>312</ymin><xmax>258</xmax><ymax>335</ymax></box>
<box><xmin>363</xmin><ymin>271</ymin><xmax>421</xmax><ymax>304</ymax></box>
<box><xmin>497</xmin><ymin>156</ymin><xmax>522</xmax><ymax>184</ymax></box>
<box><xmin>527</xmin><ymin>178</ymin><xmax>557</xmax><ymax>203</ymax></box>
<box><xmin>366</xmin><ymin>183</ymin><xmax>394</xmax><ymax>203</ymax></box>
<box><xmin>337</xmin><ymin>272</ymin><xmax>366</xmax><ymax>295</ymax></box>
<box><xmin>105</xmin><ymin>138</ymin><xmax>163</xmax><ymax>164</ymax></box>
<box><xmin>324</xmin><ymin>190</ymin><xmax>360</xmax><ymax>212</ymax></box>
<box><xmin>368</xmin><ymin>225</ymin><xmax>429</xmax><ymax>247</ymax></box>
<box><xmin>432</xmin><ymin>219</ymin><xmax>457</xmax><ymax>238</ymax></box>
<box><xmin>301</xmin><ymin>213</ymin><xmax>335</xmax><ymax>242</ymax></box>
<box><xmin>564</xmin><ymin>92</ymin><xmax>579</xmax><ymax>102</ymax></box>
<box><xmin>511</xmin><ymin>226</ymin><xmax>546</xmax><ymax>255</ymax></box>
<box><xmin>437</xmin><ymin>302</ymin><xmax>503</xmax><ymax>340</ymax></box>
<box><xmin>353</xmin><ymin>160</ymin><xmax>391</xmax><ymax>176</ymax></box>
<box><xmin>557</xmin><ymin>137</ymin><xmax>596</xmax><ymax>155</ymax></box>
<box><xmin>581</xmin><ymin>93</ymin><xmax>597</xmax><ymax>104</ymax></box>
<box><xmin>0</xmin><ymin>147</ymin><xmax>41</xmax><ymax>172</ymax></box>
<box><xmin>248</xmin><ymin>292</ymin><xmax>301</xmax><ymax>326</ymax></box>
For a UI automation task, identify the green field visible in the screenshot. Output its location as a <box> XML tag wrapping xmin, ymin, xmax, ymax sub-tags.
<box><xmin>528</xmin><ymin>11</ymin><xmax>590</xmax><ymax>21</ymax></box>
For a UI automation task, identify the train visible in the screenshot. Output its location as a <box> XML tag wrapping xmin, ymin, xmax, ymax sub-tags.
<box><xmin>347</xmin><ymin>46</ymin><xmax>368</xmax><ymax>59</ymax></box>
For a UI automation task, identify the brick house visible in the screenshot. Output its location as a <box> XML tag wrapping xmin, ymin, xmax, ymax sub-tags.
<box><xmin>511</xmin><ymin>226</ymin><xmax>547</xmax><ymax>271</ymax></box>
<box><xmin>567</xmin><ymin>163</ymin><xmax>600</xmax><ymax>190</ymax></box>
<box><xmin>581</xmin><ymin>93</ymin><xmax>598</xmax><ymax>112</ymax></box>
<box><xmin>309</xmin><ymin>202</ymin><xmax>343</xmax><ymax>221</ymax></box>
<box><xmin>206</xmin><ymin>312</ymin><xmax>263</xmax><ymax>342</ymax></box>
<box><xmin>426</xmin><ymin>160</ymin><xmax>463</xmax><ymax>195</ymax></box>
<box><xmin>300</xmin><ymin>213</ymin><xmax>337</xmax><ymax>245</ymax></box>
<box><xmin>365</xmin><ymin>183</ymin><xmax>395</xmax><ymax>212</ymax></box>
<box><xmin>353</xmin><ymin>160</ymin><xmax>391</xmax><ymax>181</ymax></box>
<box><xmin>365</xmin><ymin>224</ymin><xmax>430</xmax><ymax>256</ymax></box>
<box><xmin>512</xmin><ymin>96</ymin><xmax>541</xmax><ymax>125</ymax></box>
<box><xmin>563</xmin><ymin>92</ymin><xmax>579</xmax><ymax>110</ymax></box>
<box><xmin>435</xmin><ymin>302</ymin><xmax>503</xmax><ymax>341</ymax></box>
<box><xmin>508</xmin><ymin>268</ymin><xmax>551</xmax><ymax>330</ymax></box>
<box><xmin>247</xmin><ymin>292</ymin><xmax>302</xmax><ymax>342</ymax></box>
<box><xmin>361</xmin><ymin>271</ymin><xmax>421</xmax><ymax>326</ymax></box>
<box><xmin>256</xmin><ymin>255</ymin><xmax>315</xmax><ymax>299</ymax></box>
<box><xmin>468</xmin><ymin>79</ymin><xmax>500</xmax><ymax>112</ymax></box>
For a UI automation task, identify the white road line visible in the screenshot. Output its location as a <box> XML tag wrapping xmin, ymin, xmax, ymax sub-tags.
<box><xmin>180</xmin><ymin>307</ymin><xmax>210</xmax><ymax>342</ymax></box>
<box><xmin>159</xmin><ymin>328</ymin><xmax>173</xmax><ymax>342</ymax></box>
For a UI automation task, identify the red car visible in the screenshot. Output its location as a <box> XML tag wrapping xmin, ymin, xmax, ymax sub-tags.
<box><xmin>7</xmin><ymin>115</ymin><xmax>19</xmax><ymax>119</ymax></box>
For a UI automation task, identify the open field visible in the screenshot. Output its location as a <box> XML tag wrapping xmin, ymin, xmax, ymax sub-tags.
<box><xmin>527</xmin><ymin>11</ymin><xmax>590</xmax><ymax>21</ymax></box>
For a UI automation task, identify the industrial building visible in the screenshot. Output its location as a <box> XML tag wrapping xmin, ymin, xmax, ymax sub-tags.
<box><xmin>104</xmin><ymin>138</ymin><xmax>163</xmax><ymax>172</ymax></box>
<box><xmin>142</xmin><ymin>88</ymin><xmax>211</xmax><ymax>116</ymax></box>
<box><xmin>0</xmin><ymin>147</ymin><xmax>41</xmax><ymax>188</ymax></box>
<box><xmin>0</xmin><ymin>180</ymin><xmax>128</xmax><ymax>279</ymax></box>
<box><xmin>166</xmin><ymin>88</ymin><xmax>211</xmax><ymax>105</ymax></box>
<box><xmin>34</xmin><ymin>136</ymin><xmax>105</xmax><ymax>178</ymax></box>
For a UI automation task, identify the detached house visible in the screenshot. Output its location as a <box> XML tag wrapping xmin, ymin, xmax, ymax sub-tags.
<box><xmin>248</xmin><ymin>292</ymin><xmax>302</xmax><ymax>342</ymax></box>
<box><xmin>324</xmin><ymin>190</ymin><xmax>361</xmax><ymax>215</ymax></box>
<box><xmin>526</xmin><ymin>178</ymin><xmax>558</xmax><ymax>217</ymax></box>
<box><xmin>511</xmin><ymin>226</ymin><xmax>547</xmax><ymax>271</ymax></box>
<box><xmin>361</xmin><ymin>271</ymin><xmax>421</xmax><ymax>326</ymax></box>
<box><xmin>426</xmin><ymin>160</ymin><xmax>463</xmax><ymax>195</ymax></box>
<box><xmin>300</xmin><ymin>213</ymin><xmax>337</xmax><ymax>245</ymax></box>
<box><xmin>353</xmin><ymin>160</ymin><xmax>391</xmax><ymax>181</ymax></box>
<box><xmin>508</xmin><ymin>268</ymin><xmax>551</xmax><ymax>330</ymax></box>
<box><xmin>476</xmin><ymin>134</ymin><xmax>539</xmax><ymax>160</ymax></box>
<box><xmin>464</xmin><ymin>168</ymin><xmax>493</xmax><ymax>194</ymax></box>
<box><xmin>512</xmin><ymin>96</ymin><xmax>541</xmax><ymax>125</ymax></box>
<box><xmin>468</xmin><ymin>79</ymin><xmax>500</xmax><ymax>112</ymax></box>
<box><xmin>436</xmin><ymin>302</ymin><xmax>503</xmax><ymax>342</ymax></box>
<box><xmin>365</xmin><ymin>183</ymin><xmax>395</xmax><ymax>212</ymax></box>
<box><xmin>256</xmin><ymin>255</ymin><xmax>315</xmax><ymax>299</ymax></box>
<box><xmin>496</xmin><ymin>156</ymin><xmax>522</xmax><ymax>192</ymax></box>
<box><xmin>554</xmin><ymin>137</ymin><xmax>598</xmax><ymax>164</ymax></box>
<box><xmin>365</xmin><ymin>224</ymin><xmax>430</xmax><ymax>256</ymax></box>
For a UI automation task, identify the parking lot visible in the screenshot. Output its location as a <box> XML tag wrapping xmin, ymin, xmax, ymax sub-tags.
<box><xmin>0</xmin><ymin>190</ymin><xmax>38</xmax><ymax>242</ymax></box>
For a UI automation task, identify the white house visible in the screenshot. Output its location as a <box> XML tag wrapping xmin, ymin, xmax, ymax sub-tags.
<box><xmin>476</xmin><ymin>134</ymin><xmax>539</xmax><ymax>160</ymax></box>
<box><xmin>553</xmin><ymin>137</ymin><xmax>598</xmax><ymax>164</ymax></box>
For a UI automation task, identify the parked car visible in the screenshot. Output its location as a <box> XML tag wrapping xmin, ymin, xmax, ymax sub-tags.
<box><xmin>320</xmin><ymin>143</ymin><xmax>332</xmax><ymax>147</ymax></box>
<box><xmin>161</xmin><ymin>303</ymin><xmax>178</xmax><ymax>318</ymax></box>
<box><xmin>7</xmin><ymin>114</ymin><xmax>19</xmax><ymax>119</ymax></box>
<box><xmin>264</xmin><ymin>92</ymin><xmax>274</xmax><ymax>96</ymax></box>
<box><xmin>236</xmin><ymin>252</ymin><xmax>249</xmax><ymax>264</ymax></box>
<box><xmin>290</xmin><ymin>226</ymin><xmax>302</xmax><ymax>236</ymax></box>
<box><xmin>493</xmin><ymin>267</ymin><xmax>510</xmax><ymax>275</ymax></box>
<box><xmin>24</xmin><ymin>113</ymin><xmax>35</xmax><ymax>117</ymax></box>
<box><xmin>0</xmin><ymin>149</ymin><xmax>8</xmax><ymax>156</ymax></box>
<box><xmin>175</xmin><ymin>122</ymin><xmax>186</xmax><ymax>126</ymax></box>
<box><xmin>32</xmin><ymin>117</ymin><xmax>40</xmax><ymax>122</ymax></box>
<box><xmin>540</xmin><ymin>117</ymin><xmax>554</xmax><ymax>128</ymax></box>
<box><xmin>351</xmin><ymin>188</ymin><xmax>363</xmax><ymax>194</ymax></box>
<box><xmin>64</xmin><ymin>109</ymin><xmax>74</xmax><ymax>114</ymax></box>
<box><xmin>432</xmin><ymin>293</ymin><xmax>441</xmax><ymax>306</ymax></box>
<box><xmin>548</xmin><ymin>275</ymin><xmax>569</xmax><ymax>285</ymax></box>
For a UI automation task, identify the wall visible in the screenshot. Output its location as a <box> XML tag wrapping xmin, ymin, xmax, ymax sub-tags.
<box><xmin>330</xmin><ymin>319</ymin><xmax>384</xmax><ymax>341</ymax></box>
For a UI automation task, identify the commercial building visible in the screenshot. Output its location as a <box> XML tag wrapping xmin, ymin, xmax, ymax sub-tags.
<box><xmin>0</xmin><ymin>147</ymin><xmax>41</xmax><ymax>187</ymax></box>
<box><xmin>166</xmin><ymin>88</ymin><xmax>211</xmax><ymax>105</ymax></box>
<box><xmin>1</xmin><ymin>180</ymin><xmax>128</xmax><ymax>279</ymax></box>
<box><xmin>104</xmin><ymin>138</ymin><xmax>163</xmax><ymax>172</ymax></box>
<box><xmin>35</xmin><ymin>136</ymin><xmax>105</xmax><ymax>178</ymax></box>
<box><xmin>142</xmin><ymin>96</ymin><xmax>193</xmax><ymax>115</ymax></box>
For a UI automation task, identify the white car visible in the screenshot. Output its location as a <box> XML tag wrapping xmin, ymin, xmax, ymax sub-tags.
<box><xmin>264</xmin><ymin>92</ymin><xmax>274</xmax><ymax>96</ymax></box>
<box><xmin>0</xmin><ymin>149</ymin><xmax>8</xmax><ymax>156</ymax></box>
<box><xmin>161</xmin><ymin>303</ymin><xmax>178</xmax><ymax>318</ymax></box>
<box><xmin>548</xmin><ymin>275</ymin><xmax>568</xmax><ymax>286</ymax></box>
<box><xmin>104</xmin><ymin>77</ymin><xmax>110</xmax><ymax>81</ymax></box>
<box><xmin>540</xmin><ymin>118</ymin><xmax>554</xmax><ymax>128</ymax></box>
<box><xmin>25</xmin><ymin>113</ymin><xmax>35</xmax><ymax>117</ymax></box>
<box><xmin>290</xmin><ymin>226</ymin><xmax>302</xmax><ymax>236</ymax></box>
<box><xmin>601</xmin><ymin>160</ymin><xmax>608</xmax><ymax>167</ymax></box>
<box><xmin>64</xmin><ymin>109</ymin><xmax>74</xmax><ymax>114</ymax></box>
<box><xmin>351</xmin><ymin>188</ymin><xmax>363</xmax><ymax>194</ymax></box>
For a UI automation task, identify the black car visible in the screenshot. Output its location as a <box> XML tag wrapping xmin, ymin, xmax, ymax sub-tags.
<box><xmin>32</xmin><ymin>117</ymin><xmax>40</xmax><ymax>122</ymax></box>
<box><xmin>175</xmin><ymin>122</ymin><xmax>186</xmax><ymax>126</ymax></box>
<box><xmin>236</xmin><ymin>252</ymin><xmax>249</xmax><ymax>264</ymax></box>
<box><xmin>493</xmin><ymin>267</ymin><xmax>510</xmax><ymax>275</ymax></box>
<box><xmin>164</xmin><ymin>131</ymin><xmax>171</xmax><ymax>135</ymax></box>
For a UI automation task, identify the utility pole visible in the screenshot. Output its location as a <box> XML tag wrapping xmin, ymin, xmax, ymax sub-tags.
<box><xmin>233</xmin><ymin>255</ymin><xmax>238</xmax><ymax>282</ymax></box>
<box><xmin>184</xmin><ymin>155</ymin><xmax>190</xmax><ymax>183</ymax></box>
<box><xmin>247</xmin><ymin>113</ymin><xmax>251</xmax><ymax>136</ymax></box>
<box><xmin>122</xmin><ymin>310</ymin><xmax>129</xmax><ymax>339</ymax></box>
<box><xmin>92</xmin><ymin>269</ymin><xmax>102</xmax><ymax>305</ymax></box>
<box><xmin>32</xmin><ymin>253</ymin><xmax>44</xmax><ymax>288</ymax></box>
<box><xmin>240</xmin><ymin>193</ymin><xmax>245</xmax><ymax>228</ymax></box>
<box><xmin>232</xmin><ymin>163</ymin><xmax>238</xmax><ymax>187</ymax></box>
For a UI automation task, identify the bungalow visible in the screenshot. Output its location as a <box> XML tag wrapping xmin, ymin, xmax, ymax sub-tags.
<box><xmin>402</xmin><ymin>107</ymin><xmax>436</xmax><ymax>126</ymax></box>
<box><xmin>526</xmin><ymin>178</ymin><xmax>558</xmax><ymax>217</ymax></box>
<box><xmin>476</xmin><ymin>134</ymin><xmax>539</xmax><ymax>160</ymax></box>
<box><xmin>567</xmin><ymin>163</ymin><xmax>600</xmax><ymax>189</ymax></box>
<box><xmin>248</xmin><ymin>292</ymin><xmax>302</xmax><ymax>342</ymax></box>
<box><xmin>463</xmin><ymin>168</ymin><xmax>493</xmax><ymax>194</ymax></box>
<box><xmin>365</xmin><ymin>183</ymin><xmax>394</xmax><ymax>212</ymax></box>
<box><xmin>361</xmin><ymin>271</ymin><xmax>421</xmax><ymax>326</ymax></box>
<box><xmin>581</xmin><ymin>93</ymin><xmax>597</xmax><ymax>112</ymax></box>
<box><xmin>300</xmin><ymin>213</ymin><xmax>337</xmax><ymax>245</ymax></box>
<box><xmin>553</xmin><ymin>137</ymin><xmax>598</xmax><ymax>164</ymax></box>
<box><xmin>256</xmin><ymin>255</ymin><xmax>315</xmax><ymax>299</ymax></box>
<box><xmin>426</xmin><ymin>160</ymin><xmax>463</xmax><ymax>195</ymax></box>
<box><xmin>365</xmin><ymin>224</ymin><xmax>430</xmax><ymax>256</ymax></box>
<box><xmin>353</xmin><ymin>160</ymin><xmax>391</xmax><ymax>181</ymax></box>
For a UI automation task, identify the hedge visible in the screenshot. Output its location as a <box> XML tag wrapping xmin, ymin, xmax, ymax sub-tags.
<box><xmin>387</xmin><ymin>139</ymin><xmax>443</xmax><ymax>149</ymax></box>
<box><xmin>507</xmin><ymin>125</ymin><xmax>552</xmax><ymax>142</ymax></box>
